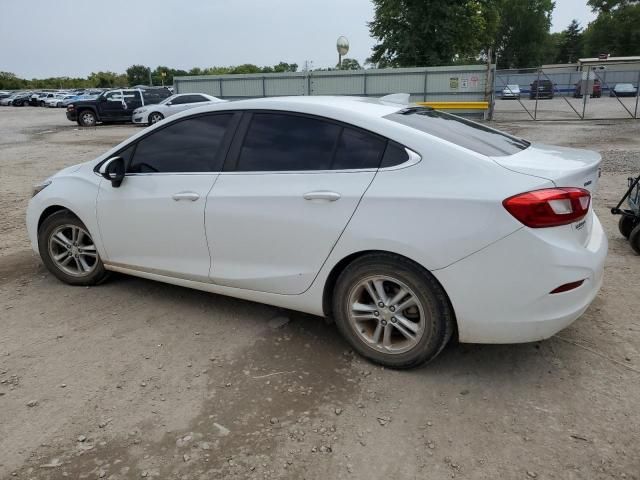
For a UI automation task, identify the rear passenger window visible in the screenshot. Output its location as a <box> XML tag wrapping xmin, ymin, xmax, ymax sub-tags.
<box><xmin>332</xmin><ymin>128</ymin><xmax>385</xmax><ymax>170</ymax></box>
<box><xmin>380</xmin><ymin>142</ymin><xmax>409</xmax><ymax>168</ymax></box>
<box><xmin>128</xmin><ymin>114</ymin><xmax>232</xmax><ymax>173</ymax></box>
<box><xmin>237</xmin><ymin>113</ymin><xmax>340</xmax><ymax>171</ymax></box>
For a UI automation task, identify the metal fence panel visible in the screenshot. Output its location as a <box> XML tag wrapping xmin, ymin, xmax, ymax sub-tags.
<box><xmin>174</xmin><ymin>65</ymin><xmax>490</xmax><ymax>103</ymax></box>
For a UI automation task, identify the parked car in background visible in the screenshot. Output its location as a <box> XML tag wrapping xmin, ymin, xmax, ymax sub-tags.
<box><xmin>529</xmin><ymin>80</ymin><xmax>554</xmax><ymax>99</ymax></box>
<box><xmin>501</xmin><ymin>84</ymin><xmax>521</xmax><ymax>99</ymax></box>
<box><xmin>610</xmin><ymin>83</ymin><xmax>638</xmax><ymax>97</ymax></box>
<box><xmin>0</xmin><ymin>92</ymin><xmax>12</xmax><ymax>101</ymax></box>
<box><xmin>45</xmin><ymin>93</ymin><xmax>75</xmax><ymax>108</ymax></box>
<box><xmin>28</xmin><ymin>95</ymin><xmax>607</xmax><ymax>368</ymax></box>
<box><xmin>132</xmin><ymin>93</ymin><xmax>227</xmax><ymax>125</ymax></box>
<box><xmin>11</xmin><ymin>92</ymin><xmax>33</xmax><ymax>106</ymax></box>
<box><xmin>66</xmin><ymin>87</ymin><xmax>172</xmax><ymax>126</ymax></box>
<box><xmin>0</xmin><ymin>92</ymin><xmax>21</xmax><ymax>106</ymax></box>
<box><xmin>61</xmin><ymin>94</ymin><xmax>99</xmax><ymax>108</ymax></box>
<box><xmin>574</xmin><ymin>79</ymin><xmax>601</xmax><ymax>98</ymax></box>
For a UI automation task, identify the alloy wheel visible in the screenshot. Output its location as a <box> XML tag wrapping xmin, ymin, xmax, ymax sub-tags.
<box><xmin>48</xmin><ymin>224</ymin><xmax>98</xmax><ymax>277</ymax></box>
<box><xmin>347</xmin><ymin>275</ymin><xmax>426</xmax><ymax>354</ymax></box>
<box><xmin>150</xmin><ymin>113</ymin><xmax>163</xmax><ymax>124</ymax></box>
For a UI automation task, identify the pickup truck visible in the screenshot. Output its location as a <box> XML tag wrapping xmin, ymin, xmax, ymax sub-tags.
<box><xmin>66</xmin><ymin>87</ymin><xmax>171</xmax><ymax>126</ymax></box>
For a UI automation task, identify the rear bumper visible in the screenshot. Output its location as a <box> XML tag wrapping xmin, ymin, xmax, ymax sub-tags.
<box><xmin>434</xmin><ymin>212</ymin><xmax>607</xmax><ymax>344</ymax></box>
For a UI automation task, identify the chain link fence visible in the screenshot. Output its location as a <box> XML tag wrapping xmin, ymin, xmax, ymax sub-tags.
<box><xmin>493</xmin><ymin>64</ymin><xmax>640</xmax><ymax>120</ymax></box>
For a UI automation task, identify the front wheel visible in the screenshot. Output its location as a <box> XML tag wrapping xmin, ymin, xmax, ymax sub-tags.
<box><xmin>78</xmin><ymin>110</ymin><xmax>97</xmax><ymax>127</ymax></box>
<box><xmin>38</xmin><ymin>211</ymin><xmax>109</xmax><ymax>286</ymax></box>
<box><xmin>148</xmin><ymin>112</ymin><xmax>164</xmax><ymax>125</ymax></box>
<box><xmin>332</xmin><ymin>254</ymin><xmax>454</xmax><ymax>369</ymax></box>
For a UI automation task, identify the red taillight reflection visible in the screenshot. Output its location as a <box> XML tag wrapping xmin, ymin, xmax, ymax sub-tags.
<box><xmin>550</xmin><ymin>280</ymin><xmax>585</xmax><ymax>294</ymax></box>
<box><xmin>503</xmin><ymin>188</ymin><xmax>591</xmax><ymax>228</ymax></box>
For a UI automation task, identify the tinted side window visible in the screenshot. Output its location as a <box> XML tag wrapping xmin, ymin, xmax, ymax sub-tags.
<box><xmin>332</xmin><ymin>128</ymin><xmax>385</xmax><ymax>170</ymax></box>
<box><xmin>128</xmin><ymin>114</ymin><xmax>232</xmax><ymax>173</ymax></box>
<box><xmin>380</xmin><ymin>142</ymin><xmax>409</xmax><ymax>168</ymax></box>
<box><xmin>237</xmin><ymin>113</ymin><xmax>340</xmax><ymax>171</ymax></box>
<box><xmin>171</xmin><ymin>96</ymin><xmax>189</xmax><ymax>105</ymax></box>
<box><xmin>190</xmin><ymin>95</ymin><xmax>208</xmax><ymax>103</ymax></box>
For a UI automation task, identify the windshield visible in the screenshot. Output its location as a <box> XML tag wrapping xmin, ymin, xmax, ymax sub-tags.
<box><xmin>386</xmin><ymin>107</ymin><xmax>530</xmax><ymax>157</ymax></box>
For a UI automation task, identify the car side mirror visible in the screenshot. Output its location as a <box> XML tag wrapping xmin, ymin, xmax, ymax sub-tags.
<box><xmin>99</xmin><ymin>156</ymin><xmax>125</xmax><ymax>188</ymax></box>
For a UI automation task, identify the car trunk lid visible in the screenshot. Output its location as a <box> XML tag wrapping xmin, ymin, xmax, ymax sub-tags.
<box><xmin>492</xmin><ymin>143</ymin><xmax>602</xmax><ymax>245</ymax></box>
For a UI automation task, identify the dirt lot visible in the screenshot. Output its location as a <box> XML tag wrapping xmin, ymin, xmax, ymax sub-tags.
<box><xmin>1</xmin><ymin>107</ymin><xmax>639</xmax><ymax>480</ymax></box>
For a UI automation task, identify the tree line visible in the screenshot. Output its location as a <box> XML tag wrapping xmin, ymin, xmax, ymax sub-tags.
<box><xmin>368</xmin><ymin>0</ymin><xmax>640</xmax><ymax>69</ymax></box>
<box><xmin>0</xmin><ymin>59</ymin><xmax>369</xmax><ymax>91</ymax></box>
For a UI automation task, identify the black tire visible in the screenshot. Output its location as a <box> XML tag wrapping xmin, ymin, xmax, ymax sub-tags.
<box><xmin>39</xmin><ymin>100</ymin><xmax>45</xmax><ymax>107</ymax></box>
<box><xmin>630</xmin><ymin>224</ymin><xmax>640</xmax><ymax>255</ymax></box>
<box><xmin>148</xmin><ymin>112</ymin><xmax>164</xmax><ymax>125</ymax></box>
<box><xmin>332</xmin><ymin>253</ymin><xmax>454</xmax><ymax>369</ymax></box>
<box><xmin>38</xmin><ymin>210</ymin><xmax>109</xmax><ymax>286</ymax></box>
<box><xmin>619</xmin><ymin>215</ymin><xmax>637</xmax><ymax>239</ymax></box>
<box><xmin>78</xmin><ymin>110</ymin><xmax>97</xmax><ymax>127</ymax></box>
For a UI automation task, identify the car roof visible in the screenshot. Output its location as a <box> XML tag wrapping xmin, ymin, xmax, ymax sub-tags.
<box><xmin>187</xmin><ymin>95</ymin><xmax>403</xmax><ymax>119</ymax></box>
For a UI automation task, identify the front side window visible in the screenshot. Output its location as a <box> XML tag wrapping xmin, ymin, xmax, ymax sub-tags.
<box><xmin>386</xmin><ymin>108</ymin><xmax>530</xmax><ymax>157</ymax></box>
<box><xmin>104</xmin><ymin>91</ymin><xmax>122</xmax><ymax>102</ymax></box>
<box><xmin>189</xmin><ymin>95</ymin><xmax>208</xmax><ymax>103</ymax></box>
<box><xmin>127</xmin><ymin>114</ymin><xmax>233</xmax><ymax>173</ymax></box>
<box><xmin>237</xmin><ymin>113</ymin><xmax>340</xmax><ymax>171</ymax></box>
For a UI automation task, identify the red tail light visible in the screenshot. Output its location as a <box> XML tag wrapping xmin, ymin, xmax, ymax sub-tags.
<box><xmin>503</xmin><ymin>188</ymin><xmax>591</xmax><ymax>228</ymax></box>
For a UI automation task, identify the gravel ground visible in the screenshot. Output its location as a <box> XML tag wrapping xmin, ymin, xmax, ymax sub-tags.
<box><xmin>1</xmin><ymin>107</ymin><xmax>639</xmax><ymax>479</ymax></box>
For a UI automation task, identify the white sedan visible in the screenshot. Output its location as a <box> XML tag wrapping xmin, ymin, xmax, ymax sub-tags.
<box><xmin>26</xmin><ymin>95</ymin><xmax>607</xmax><ymax>368</ymax></box>
<box><xmin>132</xmin><ymin>93</ymin><xmax>226</xmax><ymax>125</ymax></box>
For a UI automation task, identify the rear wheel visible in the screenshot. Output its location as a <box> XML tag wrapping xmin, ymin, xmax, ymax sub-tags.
<box><xmin>629</xmin><ymin>224</ymin><xmax>640</xmax><ymax>255</ymax></box>
<box><xmin>148</xmin><ymin>112</ymin><xmax>164</xmax><ymax>125</ymax></box>
<box><xmin>78</xmin><ymin>110</ymin><xmax>97</xmax><ymax>127</ymax></box>
<box><xmin>619</xmin><ymin>215</ymin><xmax>637</xmax><ymax>239</ymax></box>
<box><xmin>38</xmin><ymin>211</ymin><xmax>109</xmax><ymax>286</ymax></box>
<box><xmin>332</xmin><ymin>253</ymin><xmax>454</xmax><ymax>369</ymax></box>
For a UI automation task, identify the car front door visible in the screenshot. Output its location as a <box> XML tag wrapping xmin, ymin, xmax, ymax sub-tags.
<box><xmin>96</xmin><ymin>113</ymin><xmax>237</xmax><ymax>280</ymax></box>
<box><xmin>205</xmin><ymin>111</ymin><xmax>387</xmax><ymax>295</ymax></box>
<box><xmin>98</xmin><ymin>90</ymin><xmax>125</xmax><ymax>120</ymax></box>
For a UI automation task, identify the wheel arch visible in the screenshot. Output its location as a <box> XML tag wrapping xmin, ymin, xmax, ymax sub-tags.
<box><xmin>321</xmin><ymin>250</ymin><xmax>457</xmax><ymax>334</ymax></box>
<box><xmin>38</xmin><ymin>205</ymin><xmax>81</xmax><ymax>233</ymax></box>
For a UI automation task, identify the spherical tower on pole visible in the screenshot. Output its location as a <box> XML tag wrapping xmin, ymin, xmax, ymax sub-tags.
<box><xmin>337</xmin><ymin>36</ymin><xmax>349</xmax><ymax>69</ymax></box>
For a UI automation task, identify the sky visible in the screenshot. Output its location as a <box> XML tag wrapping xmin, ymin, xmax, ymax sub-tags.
<box><xmin>0</xmin><ymin>0</ymin><xmax>596</xmax><ymax>79</ymax></box>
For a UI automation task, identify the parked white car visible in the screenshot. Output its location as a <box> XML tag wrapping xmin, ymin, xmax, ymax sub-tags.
<box><xmin>132</xmin><ymin>93</ymin><xmax>226</xmax><ymax>125</ymax></box>
<box><xmin>26</xmin><ymin>95</ymin><xmax>607</xmax><ymax>368</ymax></box>
<box><xmin>45</xmin><ymin>93</ymin><xmax>73</xmax><ymax>108</ymax></box>
<box><xmin>502</xmin><ymin>84</ymin><xmax>521</xmax><ymax>99</ymax></box>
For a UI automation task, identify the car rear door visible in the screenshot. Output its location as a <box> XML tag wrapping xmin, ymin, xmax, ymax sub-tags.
<box><xmin>205</xmin><ymin>111</ymin><xmax>386</xmax><ymax>295</ymax></box>
<box><xmin>96</xmin><ymin>113</ymin><xmax>238</xmax><ymax>279</ymax></box>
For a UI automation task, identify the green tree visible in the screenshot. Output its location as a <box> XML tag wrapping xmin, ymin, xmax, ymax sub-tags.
<box><xmin>0</xmin><ymin>72</ymin><xmax>26</xmax><ymax>90</ymax></box>
<box><xmin>88</xmin><ymin>71</ymin><xmax>126</xmax><ymax>88</ymax></box>
<box><xmin>494</xmin><ymin>0</ymin><xmax>555</xmax><ymax>69</ymax></box>
<box><xmin>126</xmin><ymin>65</ymin><xmax>150</xmax><ymax>86</ymax></box>
<box><xmin>368</xmin><ymin>0</ymin><xmax>500</xmax><ymax>67</ymax></box>
<box><xmin>338</xmin><ymin>58</ymin><xmax>362</xmax><ymax>70</ymax></box>
<box><xmin>229</xmin><ymin>64</ymin><xmax>262</xmax><ymax>74</ymax></box>
<box><xmin>583</xmin><ymin>1</ymin><xmax>640</xmax><ymax>56</ymax></box>
<box><xmin>556</xmin><ymin>20</ymin><xmax>583</xmax><ymax>63</ymax></box>
<box><xmin>271</xmin><ymin>62</ymin><xmax>298</xmax><ymax>72</ymax></box>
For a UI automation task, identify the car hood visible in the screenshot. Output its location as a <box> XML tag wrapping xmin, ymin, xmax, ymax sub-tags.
<box><xmin>491</xmin><ymin>143</ymin><xmax>602</xmax><ymax>194</ymax></box>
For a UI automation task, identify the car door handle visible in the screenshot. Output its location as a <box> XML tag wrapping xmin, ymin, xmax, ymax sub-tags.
<box><xmin>172</xmin><ymin>191</ymin><xmax>200</xmax><ymax>202</ymax></box>
<box><xmin>303</xmin><ymin>191</ymin><xmax>341</xmax><ymax>202</ymax></box>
